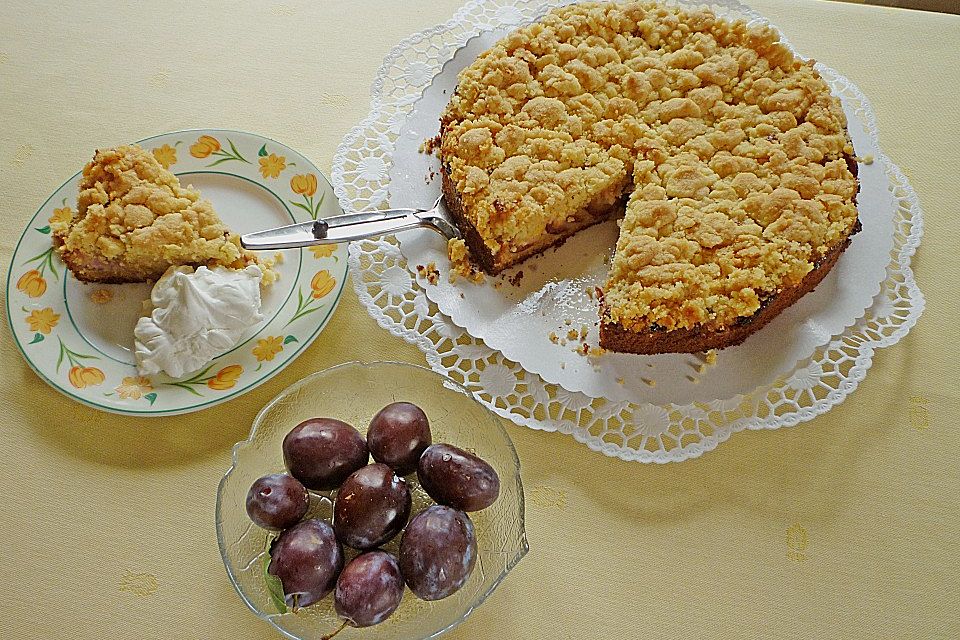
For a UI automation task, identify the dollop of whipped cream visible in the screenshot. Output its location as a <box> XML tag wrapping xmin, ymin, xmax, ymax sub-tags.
<box><xmin>134</xmin><ymin>265</ymin><xmax>265</xmax><ymax>378</ymax></box>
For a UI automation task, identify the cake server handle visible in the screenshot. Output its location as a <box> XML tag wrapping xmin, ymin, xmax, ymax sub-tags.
<box><xmin>240</xmin><ymin>198</ymin><xmax>459</xmax><ymax>250</ymax></box>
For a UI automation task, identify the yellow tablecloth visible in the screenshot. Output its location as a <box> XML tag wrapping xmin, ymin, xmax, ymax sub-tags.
<box><xmin>1</xmin><ymin>1</ymin><xmax>957</xmax><ymax>637</ymax></box>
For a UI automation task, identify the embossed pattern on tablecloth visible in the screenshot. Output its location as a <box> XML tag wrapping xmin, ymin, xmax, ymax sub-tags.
<box><xmin>0</xmin><ymin>1</ymin><xmax>957</xmax><ymax>638</ymax></box>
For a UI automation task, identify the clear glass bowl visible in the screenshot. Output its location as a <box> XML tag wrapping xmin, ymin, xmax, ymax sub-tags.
<box><xmin>216</xmin><ymin>361</ymin><xmax>528</xmax><ymax>640</ymax></box>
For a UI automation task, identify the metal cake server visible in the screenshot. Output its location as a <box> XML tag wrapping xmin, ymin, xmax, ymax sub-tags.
<box><xmin>240</xmin><ymin>196</ymin><xmax>460</xmax><ymax>250</ymax></box>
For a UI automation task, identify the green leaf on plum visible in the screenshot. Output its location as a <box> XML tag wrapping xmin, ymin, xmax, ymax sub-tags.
<box><xmin>262</xmin><ymin>552</ymin><xmax>288</xmax><ymax>614</ymax></box>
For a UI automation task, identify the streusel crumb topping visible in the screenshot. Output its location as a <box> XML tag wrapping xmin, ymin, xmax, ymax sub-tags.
<box><xmin>440</xmin><ymin>1</ymin><xmax>857</xmax><ymax>331</ymax></box>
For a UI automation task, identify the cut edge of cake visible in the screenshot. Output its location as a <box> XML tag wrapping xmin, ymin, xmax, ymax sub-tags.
<box><xmin>440</xmin><ymin>168</ymin><xmax>629</xmax><ymax>275</ymax></box>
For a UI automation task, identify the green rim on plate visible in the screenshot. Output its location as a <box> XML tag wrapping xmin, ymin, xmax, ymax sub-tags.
<box><xmin>5</xmin><ymin>129</ymin><xmax>348</xmax><ymax>416</ymax></box>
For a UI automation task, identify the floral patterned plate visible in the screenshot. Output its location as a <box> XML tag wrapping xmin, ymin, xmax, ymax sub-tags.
<box><xmin>6</xmin><ymin>129</ymin><xmax>348</xmax><ymax>416</ymax></box>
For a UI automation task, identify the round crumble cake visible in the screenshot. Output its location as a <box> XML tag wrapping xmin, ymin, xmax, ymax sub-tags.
<box><xmin>438</xmin><ymin>1</ymin><xmax>860</xmax><ymax>354</ymax></box>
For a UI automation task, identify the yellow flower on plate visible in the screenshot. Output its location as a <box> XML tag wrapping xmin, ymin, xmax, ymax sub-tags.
<box><xmin>68</xmin><ymin>366</ymin><xmax>105</xmax><ymax>389</ymax></box>
<box><xmin>290</xmin><ymin>173</ymin><xmax>317</xmax><ymax>197</ymax></box>
<box><xmin>152</xmin><ymin>144</ymin><xmax>177</xmax><ymax>168</ymax></box>
<box><xmin>25</xmin><ymin>307</ymin><xmax>59</xmax><ymax>334</ymax></box>
<box><xmin>310</xmin><ymin>270</ymin><xmax>336</xmax><ymax>299</ymax></box>
<box><xmin>309</xmin><ymin>244</ymin><xmax>338</xmax><ymax>259</ymax></box>
<box><xmin>48</xmin><ymin>206</ymin><xmax>73</xmax><ymax>225</ymax></box>
<box><xmin>208</xmin><ymin>364</ymin><xmax>243</xmax><ymax>390</ymax></box>
<box><xmin>190</xmin><ymin>135</ymin><xmax>221</xmax><ymax>159</ymax></box>
<box><xmin>259</xmin><ymin>153</ymin><xmax>286</xmax><ymax>179</ymax></box>
<box><xmin>17</xmin><ymin>270</ymin><xmax>46</xmax><ymax>298</ymax></box>
<box><xmin>253</xmin><ymin>336</ymin><xmax>283</xmax><ymax>362</ymax></box>
<box><xmin>115</xmin><ymin>376</ymin><xmax>153</xmax><ymax>400</ymax></box>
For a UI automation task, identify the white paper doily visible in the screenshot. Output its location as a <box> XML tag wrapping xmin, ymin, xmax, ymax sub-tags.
<box><xmin>332</xmin><ymin>0</ymin><xmax>924</xmax><ymax>463</ymax></box>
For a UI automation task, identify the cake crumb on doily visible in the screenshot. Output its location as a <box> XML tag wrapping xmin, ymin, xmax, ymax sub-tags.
<box><xmin>416</xmin><ymin>262</ymin><xmax>440</xmax><ymax>285</ymax></box>
<box><xmin>447</xmin><ymin>237</ymin><xmax>484</xmax><ymax>284</ymax></box>
<box><xmin>419</xmin><ymin>135</ymin><xmax>441</xmax><ymax>155</ymax></box>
